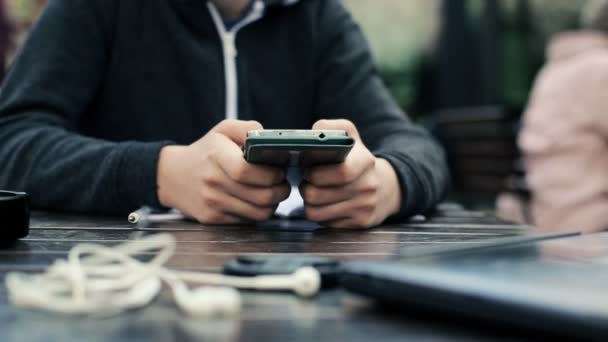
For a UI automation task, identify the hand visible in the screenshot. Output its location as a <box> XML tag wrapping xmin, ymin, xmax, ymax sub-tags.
<box><xmin>156</xmin><ymin>119</ymin><xmax>290</xmax><ymax>224</ymax></box>
<box><xmin>300</xmin><ymin>119</ymin><xmax>402</xmax><ymax>228</ymax></box>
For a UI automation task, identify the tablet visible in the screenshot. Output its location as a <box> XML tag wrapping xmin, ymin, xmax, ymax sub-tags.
<box><xmin>340</xmin><ymin>231</ymin><xmax>608</xmax><ymax>339</ymax></box>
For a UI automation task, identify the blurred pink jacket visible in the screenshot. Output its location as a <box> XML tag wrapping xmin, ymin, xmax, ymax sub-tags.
<box><xmin>498</xmin><ymin>31</ymin><xmax>608</xmax><ymax>233</ymax></box>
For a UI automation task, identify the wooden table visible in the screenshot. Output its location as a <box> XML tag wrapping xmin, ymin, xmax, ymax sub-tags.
<box><xmin>0</xmin><ymin>205</ymin><xmax>539</xmax><ymax>341</ymax></box>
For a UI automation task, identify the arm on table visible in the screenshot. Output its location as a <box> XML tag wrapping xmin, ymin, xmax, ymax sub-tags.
<box><xmin>0</xmin><ymin>0</ymin><xmax>171</xmax><ymax>214</ymax></box>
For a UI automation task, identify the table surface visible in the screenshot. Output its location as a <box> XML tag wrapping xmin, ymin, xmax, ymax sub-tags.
<box><xmin>0</xmin><ymin>205</ymin><xmax>543</xmax><ymax>342</ymax></box>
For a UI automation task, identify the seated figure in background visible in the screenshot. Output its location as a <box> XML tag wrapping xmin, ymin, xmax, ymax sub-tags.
<box><xmin>498</xmin><ymin>0</ymin><xmax>608</xmax><ymax>232</ymax></box>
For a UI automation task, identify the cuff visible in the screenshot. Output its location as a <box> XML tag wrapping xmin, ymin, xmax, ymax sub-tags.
<box><xmin>115</xmin><ymin>140</ymin><xmax>175</xmax><ymax>213</ymax></box>
<box><xmin>374</xmin><ymin>151</ymin><xmax>423</xmax><ymax>222</ymax></box>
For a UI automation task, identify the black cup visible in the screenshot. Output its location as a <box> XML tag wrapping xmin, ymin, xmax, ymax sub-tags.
<box><xmin>0</xmin><ymin>191</ymin><xmax>30</xmax><ymax>242</ymax></box>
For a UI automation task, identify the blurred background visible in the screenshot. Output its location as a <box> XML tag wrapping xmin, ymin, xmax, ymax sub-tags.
<box><xmin>0</xmin><ymin>0</ymin><xmax>592</xmax><ymax>207</ymax></box>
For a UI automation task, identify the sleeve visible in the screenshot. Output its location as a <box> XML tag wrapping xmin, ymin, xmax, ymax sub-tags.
<box><xmin>313</xmin><ymin>0</ymin><xmax>450</xmax><ymax>219</ymax></box>
<box><xmin>0</xmin><ymin>0</ymin><xmax>173</xmax><ymax>215</ymax></box>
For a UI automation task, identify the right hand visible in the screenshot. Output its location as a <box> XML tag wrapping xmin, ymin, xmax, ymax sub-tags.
<box><xmin>156</xmin><ymin>119</ymin><xmax>290</xmax><ymax>224</ymax></box>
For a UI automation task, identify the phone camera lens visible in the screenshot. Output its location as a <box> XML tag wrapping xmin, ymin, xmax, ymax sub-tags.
<box><xmin>319</xmin><ymin>133</ymin><xmax>326</xmax><ymax>139</ymax></box>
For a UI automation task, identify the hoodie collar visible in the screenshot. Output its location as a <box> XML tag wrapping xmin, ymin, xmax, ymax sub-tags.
<box><xmin>171</xmin><ymin>0</ymin><xmax>301</xmax><ymax>38</ymax></box>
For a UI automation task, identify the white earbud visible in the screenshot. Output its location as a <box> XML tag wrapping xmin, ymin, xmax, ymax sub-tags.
<box><xmin>173</xmin><ymin>282</ymin><xmax>241</xmax><ymax>317</ymax></box>
<box><xmin>249</xmin><ymin>267</ymin><xmax>321</xmax><ymax>298</ymax></box>
<box><xmin>174</xmin><ymin>266</ymin><xmax>322</xmax><ymax>298</ymax></box>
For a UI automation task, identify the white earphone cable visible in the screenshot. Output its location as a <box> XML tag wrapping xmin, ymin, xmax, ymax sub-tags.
<box><xmin>5</xmin><ymin>234</ymin><xmax>321</xmax><ymax>317</ymax></box>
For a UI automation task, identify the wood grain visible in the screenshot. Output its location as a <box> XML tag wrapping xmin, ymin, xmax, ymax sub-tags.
<box><xmin>0</xmin><ymin>207</ymin><xmax>537</xmax><ymax>341</ymax></box>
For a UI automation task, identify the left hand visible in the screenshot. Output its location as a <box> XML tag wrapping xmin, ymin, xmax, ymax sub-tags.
<box><xmin>300</xmin><ymin>119</ymin><xmax>402</xmax><ymax>228</ymax></box>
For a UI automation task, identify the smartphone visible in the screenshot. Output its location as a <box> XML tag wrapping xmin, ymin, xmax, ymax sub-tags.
<box><xmin>244</xmin><ymin>129</ymin><xmax>355</xmax><ymax>167</ymax></box>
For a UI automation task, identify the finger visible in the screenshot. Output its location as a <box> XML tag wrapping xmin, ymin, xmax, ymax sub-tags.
<box><xmin>183</xmin><ymin>206</ymin><xmax>249</xmax><ymax>225</ymax></box>
<box><xmin>204</xmin><ymin>188</ymin><xmax>276</xmax><ymax>222</ymax></box>
<box><xmin>312</xmin><ymin>119</ymin><xmax>361</xmax><ymax>141</ymax></box>
<box><xmin>300</xmin><ymin>182</ymin><xmax>351</xmax><ymax>207</ymax></box>
<box><xmin>304</xmin><ymin>146</ymin><xmax>375</xmax><ymax>186</ymax></box>
<box><xmin>212</xmin><ymin>119</ymin><xmax>263</xmax><ymax>146</ymax></box>
<box><xmin>196</xmin><ymin>211</ymin><xmax>250</xmax><ymax>225</ymax></box>
<box><xmin>305</xmin><ymin>196</ymin><xmax>375</xmax><ymax>223</ymax></box>
<box><xmin>213</xmin><ymin>139</ymin><xmax>286</xmax><ymax>186</ymax></box>
<box><xmin>221</xmin><ymin>180</ymin><xmax>291</xmax><ymax>207</ymax></box>
<box><xmin>300</xmin><ymin>171</ymin><xmax>377</xmax><ymax>206</ymax></box>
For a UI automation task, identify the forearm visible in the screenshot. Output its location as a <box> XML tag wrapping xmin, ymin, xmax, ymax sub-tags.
<box><xmin>372</xmin><ymin>125</ymin><xmax>450</xmax><ymax>219</ymax></box>
<box><xmin>0</xmin><ymin>113</ymin><xmax>172</xmax><ymax>214</ymax></box>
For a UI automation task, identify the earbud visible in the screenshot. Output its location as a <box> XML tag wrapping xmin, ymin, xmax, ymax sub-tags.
<box><xmin>293</xmin><ymin>267</ymin><xmax>322</xmax><ymax>297</ymax></box>
<box><xmin>175</xmin><ymin>266</ymin><xmax>322</xmax><ymax>298</ymax></box>
<box><xmin>173</xmin><ymin>282</ymin><xmax>241</xmax><ymax>317</ymax></box>
<box><xmin>250</xmin><ymin>267</ymin><xmax>321</xmax><ymax>298</ymax></box>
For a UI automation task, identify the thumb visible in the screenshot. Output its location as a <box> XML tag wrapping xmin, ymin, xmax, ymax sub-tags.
<box><xmin>312</xmin><ymin>119</ymin><xmax>361</xmax><ymax>141</ymax></box>
<box><xmin>212</xmin><ymin>119</ymin><xmax>263</xmax><ymax>146</ymax></box>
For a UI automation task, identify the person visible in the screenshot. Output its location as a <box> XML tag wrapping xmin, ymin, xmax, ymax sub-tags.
<box><xmin>0</xmin><ymin>0</ymin><xmax>449</xmax><ymax>228</ymax></box>
<box><xmin>497</xmin><ymin>0</ymin><xmax>608</xmax><ymax>232</ymax></box>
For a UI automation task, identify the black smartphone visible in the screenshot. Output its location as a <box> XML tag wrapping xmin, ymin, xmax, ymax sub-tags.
<box><xmin>244</xmin><ymin>129</ymin><xmax>355</xmax><ymax>167</ymax></box>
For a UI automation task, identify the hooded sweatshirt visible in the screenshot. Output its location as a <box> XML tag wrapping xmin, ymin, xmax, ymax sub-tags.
<box><xmin>497</xmin><ymin>3</ymin><xmax>608</xmax><ymax>231</ymax></box>
<box><xmin>0</xmin><ymin>0</ymin><xmax>449</xmax><ymax>219</ymax></box>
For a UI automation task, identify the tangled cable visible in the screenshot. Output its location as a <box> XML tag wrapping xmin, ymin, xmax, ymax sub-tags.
<box><xmin>5</xmin><ymin>234</ymin><xmax>321</xmax><ymax>317</ymax></box>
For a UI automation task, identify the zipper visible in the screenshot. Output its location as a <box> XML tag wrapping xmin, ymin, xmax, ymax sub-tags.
<box><xmin>207</xmin><ymin>1</ymin><xmax>265</xmax><ymax>120</ymax></box>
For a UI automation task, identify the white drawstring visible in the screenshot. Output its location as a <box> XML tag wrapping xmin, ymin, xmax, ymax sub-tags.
<box><xmin>5</xmin><ymin>234</ymin><xmax>320</xmax><ymax>317</ymax></box>
<box><xmin>207</xmin><ymin>0</ymin><xmax>266</xmax><ymax>120</ymax></box>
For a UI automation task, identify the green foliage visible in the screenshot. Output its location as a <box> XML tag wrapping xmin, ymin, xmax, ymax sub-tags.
<box><xmin>344</xmin><ymin>0</ymin><xmax>440</xmax><ymax>112</ymax></box>
<box><xmin>6</xmin><ymin>0</ymin><xmax>46</xmax><ymax>23</ymax></box>
<box><xmin>346</xmin><ymin>0</ymin><xmax>590</xmax><ymax>114</ymax></box>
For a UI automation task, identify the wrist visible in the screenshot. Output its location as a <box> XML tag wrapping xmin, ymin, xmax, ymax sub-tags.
<box><xmin>157</xmin><ymin>145</ymin><xmax>185</xmax><ymax>208</ymax></box>
<box><xmin>376</xmin><ymin>158</ymin><xmax>402</xmax><ymax>217</ymax></box>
